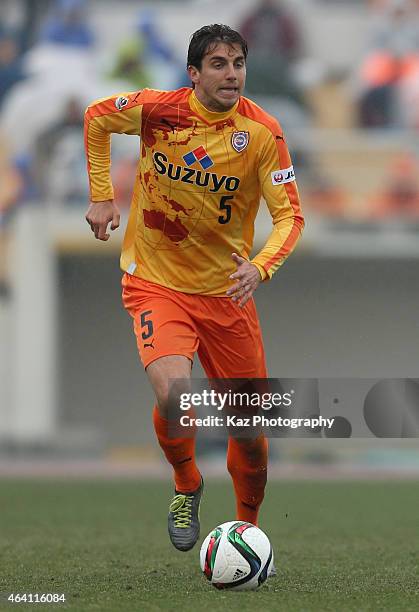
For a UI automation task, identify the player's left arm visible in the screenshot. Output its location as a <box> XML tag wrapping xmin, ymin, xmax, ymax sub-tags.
<box><xmin>250</xmin><ymin>126</ymin><xmax>304</xmax><ymax>280</ymax></box>
<box><xmin>227</xmin><ymin>126</ymin><xmax>304</xmax><ymax>307</ymax></box>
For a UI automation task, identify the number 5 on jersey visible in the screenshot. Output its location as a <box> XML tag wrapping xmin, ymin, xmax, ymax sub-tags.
<box><xmin>218</xmin><ymin>196</ymin><xmax>233</xmax><ymax>224</ymax></box>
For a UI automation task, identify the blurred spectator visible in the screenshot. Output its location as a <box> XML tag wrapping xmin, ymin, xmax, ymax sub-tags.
<box><xmin>110</xmin><ymin>9</ymin><xmax>183</xmax><ymax>90</ymax></box>
<box><xmin>17</xmin><ymin>0</ymin><xmax>53</xmax><ymax>53</ymax></box>
<box><xmin>0</xmin><ymin>139</ymin><xmax>24</xmax><ymax>297</ymax></box>
<box><xmin>0</xmin><ymin>31</ymin><xmax>26</xmax><ymax>110</ymax></box>
<box><xmin>357</xmin><ymin>0</ymin><xmax>419</xmax><ymax>127</ymax></box>
<box><xmin>31</xmin><ymin>96</ymin><xmax>88</xmax><ymax>204</ymax></box>
<box><xmin>109</xmin><ymin>38</ymin><xmax>151</xmax><ymax>90</ymax></box>
<box><xmin>33</xmin><ymin>96</ymin><xmax>84</xmax><ymax>199</ymax></box>
<box><xmin>239</xmin><ymin>0</ymin><xmax>304</xmax><ymax>104</ymax></box>
<box><xmin>303</xmin><ymin>175</ymin><xmax>348</xmax><ymax>219</ymax></box>
<box><xmin>46</xmin><ymin>131</ymin><xmax>89</xmax><ymax>203</ymax></box>
<box><xmin>240</xmin><ymin>0</ymin><xmax>302</xmax><ymax>62</ymax></box>
<box><xmin>136</xmin><ymin>9</ymin><xmax>186</xmax><ymax>89</ymax></box>
<box><xmin>370</xmin><ymin>153</ymin><xmax>419</xmax><ymax>217</ymax></box>
<box><xmin>138</xmin><ymin>9</ymin><xmax>177</xmax><ymax>66</ymax></box>
<box><xmin>0</xmin><ymin>140</ymin><xmax>23</xmax><ymax>220</ymax></box>
<box><xmin>40</xmin><ymin>0</ymin><xmax>94</xmax><ymax>48</ymax></box>
<box><xmin>13</xmin><ymin>153</ymin><xmax>40</xmax><ymax>204</ymax></box>
<box><xmin>398</xmin><ymin>54</ymin><xmax>419</xmax><ymax>129</ymax></box>
<box><xmin>0</xmin><ymin>34</ymin><xmax>101</xmax><ymax>158</ymax></box>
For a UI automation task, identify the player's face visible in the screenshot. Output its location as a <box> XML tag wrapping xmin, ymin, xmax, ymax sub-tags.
<box><xmin>188</xmin><ymin>42</ymin><xmax>246</xmax><ymax>112</ymax></box>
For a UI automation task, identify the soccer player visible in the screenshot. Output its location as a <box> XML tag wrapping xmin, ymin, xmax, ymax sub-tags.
<box><xmin>84</xmin><ymin>24</ymin><xmax>304</xmax><ymax>553</ymax></box>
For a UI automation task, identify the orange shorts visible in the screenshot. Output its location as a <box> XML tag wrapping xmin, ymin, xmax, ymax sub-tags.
<box><xmin>121</xmin><ymin>273</ymin><xmax>267</xmax><ymax>377</ymax></box>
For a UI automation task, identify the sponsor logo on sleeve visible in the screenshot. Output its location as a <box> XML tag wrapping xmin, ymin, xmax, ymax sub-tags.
<box><xmin>271</xmin><ymin>165</ymin><xmax>295</xmax><ymax>185</ymax></box>
<box><xmin>231</xmin><ymin>131</ymin><xmax>250</xmax><ymax>153</ymax></box>
<box><xmin>115</xmin><ymin>96</ymin><xmax>129</xmax><ymax>111</ymax></box>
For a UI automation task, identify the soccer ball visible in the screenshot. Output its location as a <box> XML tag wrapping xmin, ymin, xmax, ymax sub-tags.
<box><xmin>200</xmin><ymin>521</ymin><xmax>273</xmax><ymax>590</ymax></box>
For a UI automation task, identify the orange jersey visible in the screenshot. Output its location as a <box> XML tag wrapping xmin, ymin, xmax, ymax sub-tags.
<box><xmin>84</xmin><ymin>88</ymin><xmax>304</xmax><ymax>295</ymax></box>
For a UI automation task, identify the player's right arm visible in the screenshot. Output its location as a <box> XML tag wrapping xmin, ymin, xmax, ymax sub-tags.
<box><xmin>84</xmin><ymin>92</ymin><xmax>142</xmax><ymax>240</ymax></box>
<box><xmin>85</xmin><ymin>199</ymin><xmax>120</xmax><ymax>241</ymax></box>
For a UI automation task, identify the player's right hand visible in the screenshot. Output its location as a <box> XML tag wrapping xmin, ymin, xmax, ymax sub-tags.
<box><xmin>85</xmin><ymin>200</ymin><xmax>120</xmax><ymax>241</ymax></box>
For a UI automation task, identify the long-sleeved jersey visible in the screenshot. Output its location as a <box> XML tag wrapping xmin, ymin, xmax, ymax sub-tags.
<box><xmin>84</xmin><ymin>87</ymin><xmax>304</xmax><ymax>295</ymax></box>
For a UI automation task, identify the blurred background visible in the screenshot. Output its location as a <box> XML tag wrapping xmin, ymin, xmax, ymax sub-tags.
<box><xmin>1</xmin><ymin>0</ymin><xmax>419</xmax><ymax>479</ymax></box>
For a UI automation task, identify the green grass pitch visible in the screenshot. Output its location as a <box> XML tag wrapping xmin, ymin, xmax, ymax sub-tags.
<box><xmin>0</xmin><ymin>479</ymin><xmax>418</xmax><ymax>611</ymax></box>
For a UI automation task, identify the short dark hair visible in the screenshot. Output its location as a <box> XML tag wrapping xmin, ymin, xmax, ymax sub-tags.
<box><xmin>187</xmin><ymin>24</ymin><xmax>248</xmax><ymax>70</ymax></box>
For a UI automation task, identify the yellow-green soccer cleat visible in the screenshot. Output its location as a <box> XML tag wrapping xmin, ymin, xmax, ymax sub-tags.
<box><xmin>168</xmin><ymin>477</ymin><xmax>204</xmax><ymax>551</ymax></box>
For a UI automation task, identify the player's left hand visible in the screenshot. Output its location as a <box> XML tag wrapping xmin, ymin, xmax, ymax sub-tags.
<box><xmin>226</xmin><ymin>252</ymin><xmax>261</xmax><ymax>308</ymax></box>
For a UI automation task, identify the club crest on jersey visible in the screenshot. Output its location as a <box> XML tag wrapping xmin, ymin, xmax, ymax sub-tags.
<box><xmin>115</xmin><ymin>96</ymin><xmax>129</xmax><ymax>111</ymax></box>
<box><xmin>183</xmin><ymin>146</ymin><xmax>214</xmax><ymax>170</ymax></box>
<box><xmin>231</xmin><ymin>131</ymin><xmax>249</xmax><ymax>153</ymax></box>
<box><xmin>271</xmin><ymin>165</ymin><xmax>295</xmax><ymax>185</ymax></box>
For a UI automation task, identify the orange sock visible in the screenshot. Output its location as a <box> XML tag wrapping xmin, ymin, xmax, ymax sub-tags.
<box><xmin>153</xmin><ymin>405</ymin><xmax>201</xmax><ymax>493</ymax></box>
<box><xmin>227</xmin><ymin>434</ymin><xmax>268</xmax><ymax>525</ymax></box>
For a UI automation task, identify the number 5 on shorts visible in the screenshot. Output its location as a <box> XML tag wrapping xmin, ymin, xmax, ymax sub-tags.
<box><xmin>140</xmin><ymin>310</ymin><xmax>154</xmax><ymax>340</ymax></box>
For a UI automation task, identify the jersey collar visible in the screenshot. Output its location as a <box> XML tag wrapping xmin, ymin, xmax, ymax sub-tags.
<box><xmin>189</xmin><ymin>90</ymin><xmax>239</xmax><ymax>124</ymax></box>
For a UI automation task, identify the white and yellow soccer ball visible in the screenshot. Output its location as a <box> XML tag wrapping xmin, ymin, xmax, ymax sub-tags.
<box><xmin>200</xmin><ymin>521</ymin><xmax>273</xmax><ymax>591</ymax></box>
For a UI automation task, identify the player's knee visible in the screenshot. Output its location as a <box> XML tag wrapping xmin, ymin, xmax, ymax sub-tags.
<box><xmin>154</xmin><ymin>379</ymin><xmax>191</xmax><ymax>420</ymax></box>
<box><xmin>146</xmin><ymin>355</ymin><xmax>192</xmax><ymax>419</ymax></box>
<box><xmin>155</xmin><ymin>394</ymin><xmax>173</xmax><ymax>419</ymax></box>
